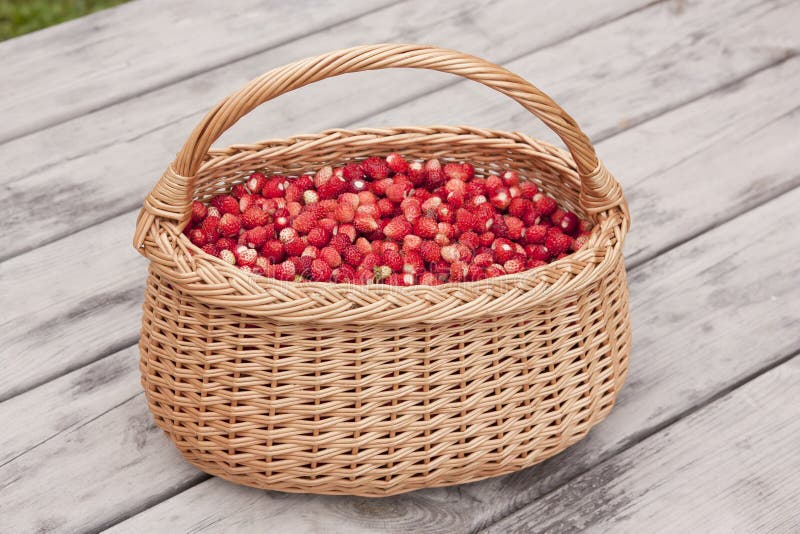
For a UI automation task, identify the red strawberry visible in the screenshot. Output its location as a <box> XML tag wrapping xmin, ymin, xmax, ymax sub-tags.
<box><xmin>485</xmin><ymin>264</ymin><xmax>506</xmax><ymax>278</ymax></box>
<box><xmin>467</xmin><ymin>264</ymin><xmax>486</xmax><ymax>281</ymax></box>
<box><xmin>361</xmin><ymin>157</ymin><xmax>391</xmax><ymax>179</ymax></box>
<box><xmin>402</xmin><ymin>250</ymin><xmax>425</xmax><ymax>274</ymax></box>
<box><xmin>241</xmin><ymin>207</ymin><xmax>269</xmax><ymax>229</ymax></box>
<box><xmin>354</xmin><ymin>213</ymin><xmax>378</xmax><ymax>234</ymax></box>
<box><xmin>479</xmin><ymin>231</ymin><xmax>495</xmax><ymax>248</ymax></box>
<box><xmin>402</xmin><ymin>234</ymin><xmax>422</xmax><ymax>252</ymax></box>
<box><xmin>400</xmin><ymin>197</ymin><xmax>422</xmax><ymax>223</ymax></box>
<box><xmin>262</xmin><ymin>176</ymin><xmax>289</xmax><ymax>198</ymax></box>
<box><xmin>279</xmin><ymin>227</ymin><xmax>298</xmax><ymax>243</ymax></box>
<box><xmin>189</xmin><ymin>228</ymin><xmax>210</xmax><ymax>246</ymax></box>
<box><xmin>334</xmin><ymin>202</ymin><xmax>355</xmax><ymax>223</ymax></box>
<box><xmin>332</xmin><ymin>264</ymin><xmax>356</xmax><ymax>283</ymax></box>
<box><xmin>216</xmin><ymin>237</ymin><xmax>236</xmax><ymax>251</ymax></box>
<box><xmin>559</xmin><ymin>212</ymin><xmax>580</xmax><ymax>236</ymax></box>
<box><xmin>508</xmin><ymin>198</ymin><xmax>531</xmax><ymax>218</ymax></box>
<box><xmin>419</xmin><ymin>240</ymin><xmax>441</xmax><ymax>263</ymax></box>
<box><xmin>261</xmin><ymin>240</ymin><xmax>285</xmax><ymax>263</ymax></box>
<box><xmin>472</xmin><ymin>251</ymin><xmax>493</xmax><ymax>267</ymax></box>
<box><xmin>342</xmin><ymin>162</ymin><xmax>365</xmax><ymax>182</ymax></box>
<box><xmin>503</xmin><ymin>258</ymin><xmax>525</xmax><ymax>274</ymax></box>
<box><xmin>407</xmin><ymin>160</ymin><xmax>427</xmax><ymax>186</ymax></box>
<box><xmin>191</xmin><ymin>201</ymin><xmax>208</xmax><ymax>223</ymax></box>
<box><xmin>490</xmin><ymin>187</ymin><xmax>511</xmax><ymax>210</ymax></box>
<box><xmin>492</xmin><ymin>238</ymin><xmax>516</xmax><ymax>264</ymax></box>
<box><xmin>234</xmin><ymin>246</ymin><xmax>257</xmax><ymax>267</ymax></box>
<box><xmin>535</xmin><ymin>195</ymin><xmax>557</xmax><ymax>216</ymax></box>
<box><xmin>302</xmin><ymin>189</ymin><xmax>319</xmax><ymax>205</ymax></box>
<box><xmin>218</xmin><ymin>213</ymin><xmax>241</xmax><ymax>237</ymax></box>
<box><xmin>295</xmin><ymin>175</ymin><xmax>314</xmax><ymax>191</ymax></box>
<box><xmin>211</xmin><ymin>195</ymin><xmax>240</xmax><ymax>215</ymax></box>
<box><xmin>385</xmin><ymin>273</ymin><xmax>413</xmax><ymax>286</ymax></box>
<box><xmin>307</xmin><ymin>227</ymin><xmax>330</xmax><ymax>248</ymax></box>
<box><xmin>328</xmin><ymin>233</ymin><xmax>351</xmax><ymax>252</ymax></box>
<box><xmin>520</xmin><ymin>182</ymin><xmax>539</xmax><ymax>199</ymax></box>
<box><xmin>386</xmin><ymin>153</ymin><xmax>408</xmax><ymax>173</ymax></box>
<box><xmin>246</xmin><ymin>172</ymin><xmax>267</xmax><ymax>194</ymax></box>
<box><xmin>504</xmin><ymin>216</ymin><xmax>525</xmax><ymax>240</ymax></box>
<box><xmin>320</xmin><ymin>246</ymin><xmax>342</xmax><ymax>268</ymax></box>
<box><xmin>381</xmin><ymin>250</ymin><xmax>403</xmax><ymax>272</ymax></box>
<box><xmin>285</xmin><ymin>237</ymin><xmax>306</xmax><ymax>257</ymax></box>
<box><xmin>377</xmin><ymin>198</ymin><xmax>396</xmax><ymax>217</ymax></box>
<box><xmin>485</xmin><ymin>174</ymin><xmax>504</xmax><ymax>194</ymax></box>
<box><xmin>313</xmin><ymin>166</ymin><xmax>334</xmax><ymax>188</ymax></box>
<box><xmin>419</xmin><ymin>272</ymin><xmax>440</xmax><ymax>285</ymax></box>
<box><xmin>201</xmin><ymin>243</ymin><xmax>219</xmax><ymax>257</ymax></box>
<box><xmin>273</xmin><ymin>209</ymin><xmax>291</xmax><ymax>230</ymax></box>
<box><xmin>527</xmin><ymin>259</ymin><xmax>548</xmax><ymax>269</ymax></box>
<box><xmin>502</xmin><ymin>170</ymin><xmax>520</xmax><ymax>186</ymax></box>
<box><xmin>443</xmin><ymin>162</ymin><xmax>470</xmax><ymax>181</ymax></box>
<box><xmin>455</xmin><ymin>209</ymin><xmax>477</xmax><ymax>234</ymax></box>
<box><xmin>292</xmin><ymin>212</ymin><xmax>317</xmax><ymax>234</ymax></box>
<box><xmin>413</xmin><ymin>217</ymin><xmax>438</xmax><ymax>239</ymax></box>
<box><xmin>424</xmin><ymin>159</ymin><xmax>445</xmax><ymax>187</ymax></box>
<box><xmin>272</xmin><ymin>260</ymin><xmax>296</xmax><ymax>281</ymax></box>
<box><xmin>449</xmin><ymin>261</ymin><xmax>469</xmax><ymax>282</ymax></box>
<box><xmin>342</xmin><ymin>245</ymin><xmax>364</xmax><ymax>267</ymax></box>
<box><xmin>354</xmin><ymin>268</ymin><xmax>375</xmax><ymax>284</ymax></box>
<box><xmin>245</xmin><ymin>226</ymin><xmax>268</xmax><ymax>248</ymax></box>
<box><xmin>231</xmin><ymin>184</ymin><xmax>247</xmax><ymax>200</ymax></box>
<box><xmin>201</xmin><ymin>215</ymin><xmax>220</xmax><ymax>235</ymax></box>
<box><xmin>383</xmin><ymin>216</ymin><xmax>412</xmax><ymax>241</ymax></box>
<box><xmin>572</xmin><ymin>234</ymin><xmax>590</xmax><ymax>251</ymax></box>
<box><xmin>386</xmin><ymin>181</ymin><xmax>409</xmax><ymax>203</ymax></box>
<box><xmin>524</xmin><ymin>224</ymin><xmax>548</xmax><ymax>244</ymax></box>
<box><xmin>526</xmin><ymin>244</ymin><xmax>551</xmax><ymax>261</ymax></box>
<box><xmin>545</xmin><ymin>228</ymin><xmax>572</xmax><ymax>255</ymax></box>
<box><xmin>459</xmin><ymin>231</ymin><xmax>479</xmax><ymax>250</ymax></box>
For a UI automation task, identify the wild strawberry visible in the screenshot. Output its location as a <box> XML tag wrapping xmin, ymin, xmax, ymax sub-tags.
<box><xmin>419</xmin><ymin>240</ymin><xmax>441</xmax><ymax>263</ymax></box>
<box><xmin>376</xmin><ymin>198</ymin><xmax>395</xmax><ymax>217</ymax></box>
<box><xmin>523</xmin><ymin>224</ymin><xmax>547</xmax><ymax>244</ymax></box>
<box><xmin>559</xmin><ymin>212</ymin><xmax>580</xmax><ymax>236</ymax></box>
<box><xmin>234</xmin><ymin>246</ymin><xmax>257</xmax><ymax>267</ymax></box>
<box><xmin>302</xmin><ymin>189</ymin><xmax>319</xmax><ymax>205</ymax></box>
<box><xmin>307</xmin><ymin>227</ymin><xmax>330</xmax><ymax>248</ymax></box>
<box><xmin>201</xmin><ymin>215</ymin><xmax>220</xmax><ymax>236</ymax></box>
<box><xmin>403</xmin><ymin>234</ymin><xmax>422</xmax><ymax>252</ymax></box>
<box><xmin>219</xmin><ymin>249</ymin><xmax>236</xmax><ymax>265</ymax></box>
<box><xmin>272</xmin><ymin>260</ymin><xmax>296</xmax><ymax>281</ymax></box>
<box><xmin>328</xmin><ymin>233</ymin><xmax>351</xmax><ymax>253</ymax></box>
<box><xmin>188</xmin><ymin>228</ymin><xmax>210</xmax><ymax>246</ymax></box>
<box><xmin>381</xmin><ymin>250</ymin><xmax>403</xmax><ymax>272</ymax></box>
<box><xmin>421</xmin><ymin>195</ymin><xmax>441</xmax><ymax>214</ymax></box>
<box><xmin>545</xmin><ymin>228</ymin><xmax>571</xmax><ymax>255</ymax></box>
<box><xmin>285</xmin><ymin>237</ymin><xmax>306</xmax><ymax>257</ymax></box>
<box><xmin>534</xmin><ymin>195</ymin><xmax>557</xmax><ymax>216</ymax></box>
<box><xmin>491</xmin><ymin>215</ymin><xmax>509</xmax><ymax>238</ymax></box>
<box><xmin>449</xmin><ymin>261</ymin><xmax>469</xmax><ymax>282</ymax></box>
<box><xmin>353</xmin><ymin>268</ymin><xmax>375</xmax><ymax>284</ymax></box>
<box><xmin>407</xmin><ymin>160</ymin><xmax>426</xmax><ymax>186</ymax></box>
<box><xmin>454</xmin><ymin>209</ymin><xmax>477</xmax><ymax>234</ymax></box>
<box><xmin>418</xmin><ymin>272</ymin><xmax>439</xmax><ymax>285</ymax></box>
<box><xmin>526</xmin><ymin>244</ymin><xmax>551</xmax><ymax>261</ymax></box>
<box><xmin>320</xmin><ymin>246</ymin><xmax>342</xmax><ymax>268</ymax></box>
<box><xmin>191</xmin><ymin>201</ymin><xmax>208</xmax><ymax>223</ymax></box>
<box><xmin>335</xmin><ymin>224</ymin><xmax>357</xmax><ymax>242</ymax></box>
<box><xmin>504</xmin><ymin>216</ymin><xmax>525</xmax><ymax>240</ymax></box>
<box><xmin>479</xmin><ymin>231</ymin><xmax>495</xmax><ymax>248</ymax></box>
<box><xmin>349</xmin><ymin>177</ymin><xmax>369</xmax><ymax>193</ymax></box>
<box><xmin>384</xmin><ymin>273</ymin><xmax>410</xmax><ymax>286</ymax></box>
<box><xmin>211</xmin><ymin>195</ymin><xmax>240</xmax><ymax>215</ymax></box>
<box><xmin>342</xmin><ymin>245</ymin><xmax>364</xmax><ymax>267</ymax></box>
<box><xmin>354</xmin><ymin>213</ymin><xmax>378</xmax><ymax>234</ymax></box>
<box><xmin>527</xmin><ymin>259</ymin><xmax>547</xmax><ymax>269</ymax></box>
<box><xmin>231</xmin><ymin>184</ymin><xmax>247</xmax><ymax>199</ymax></box>
<box><xmin>508</xmin><ymin>185</ymin><xmax>522</xmax><ymax>199</ymax></box>
<box><xmin>239</xmin><ymin>207</ymin><xmax>267</xmax><ymax>229</ymax></box>
<box><xmin>313</xmin><ymin>166</ymin><xmax>333</xmax><ymax>188</ymax></box>
<box><xmin>386</xmin><ymin>153</ymin><xmax>408</xmax><ymax>173</ymax></box>
<box><xmin>473</xmin><ymin>251</ymin><xmax>493</xmax><ymax>267</ymax></box>
<box><xmin>292</xmin><ymin>255</ymin><xmax>313</xmax><ymax>278</ymax></box>
<box><xmin>400</xmin><ymin>197</ymin><xmax>422</xmax><ymax>223</ymax></box>
<box><xmin>503</xmin><ymin>258</ymin><xmax>525</xmax><ymax>274</ymax></box>
<box><xmin>459</xmin><ymin>231</ymin><xmax>479</xmax><ymax>250</ymax></box>
<box><xmin>443</xmin><ymin>163</ymin><xmax>469</xmax><ymax>181</ymax></box>
<box><xmin>333</xmin><ymin>202</ymin><xmax>355</xmax><ymax>223</ymax></box>
<box><xmin>467</xmin><ymin>264</ymin><xmax>486</xmax><ymax>281</ymax></box>
<box><xmin>501</xmin><ymin>170</ymin><xmax>520</xmax><ymax>186</ymax></box>
<box><xmin>485</xmin><ymin>174</ymin><xmax>503</xmax><ymax>194</ymax></box>
<box><xmin>201</xmin><ymin>243</ymin><xmax>219</xmax><ymax>256</ymax></box>
<box><xmin>332</xmin><ymin>264</ymin><xmax>356</xmax><ymax>283</ymax></box>
<box><xmin>579</xmin><ymin>219</ymin><xmax>593</xmax><ymax>233</ymax></box>
<box><xmin>440</xmin><ymin>245</ymin><xmax>459</xmax><ymax>263</ymax></box>
<box><xmin>508</xmin><ymin>198</ymin><xmax>531</xmax><ymax>218</ymax></box>
<box><xmin>492</xmin><ymin>238</ymin><xmax>516</xmax><ymax>264</ymax></box>
<box><xmin>485</xmin><ymin>264</ymin><xmax>506</xmax><ymax>278</ymax></box>
<box><xmin>361</xmin><ymin>156</ymin><xmax>391</xmax><ymax>179</ymax></box>
<box><xmin>290</xmin><ymin>212</ymin><xmax>314</xmax><ymax>235</ymax></box>
<box><xmin>262</xmin><ymin>176</ymin><xmax>288</xmax><ymax>198</ymax></box>
<box><xmin>383</xmin><ymin>216</ymin><xmax>412</xmax><ymax>241</ymax></box>
<box><xmin>246</xmin><ymin>173</ymin><xmax>267</xmax><ymax>194</ymax></box>
<box><xmin>424</xmin><ymin>159</ymin><xmax>445</xmax><ymax>187</ymax></box>
<box><xmin>294</xmin><ymin>175</ymin><xmax>313</xmax><ymax>190</ymax></box>
<box><xmin>245</xmin><ymin>226</ymin><xmax>268</xmax><ymax>248</ymax></box>
<box><xmin>490</xmin><ymin>187</ymin><xmax>511</xmax><ymax>210</ymax></box>
<box><xmin>273</xmin><ymin>209</ymin><xmax>290</xmax><ymax>230</ymax></box>
<box><xmin>342</xmin><ymin>162</ymin><xmax>365</xmax><ymax>182</ymax></box>
<box><xmin>218</xmin><ymin>213</ymin><xmax>241</xmax><ymax>237</ymax></box>
<box><xmin>520</xmin><ymin>182</ymin><xmax>538</xmax><ymax>198</ymax></box>
<box><xmin>216</xmin><ymin>237</ymin><xmax>236</xmax><ymax>251</ymax></box>
<box><xmin>278</xmin><ymin>227</ymin><xmax>299</xmax><ymax>245</ymax></box>
<box><xmin>522</xmin><ymin>210</ymin><xmax>541</xmax><ymax>226</ymax></box>
<box><xmin>550</xmin><ymin>208</ymin><xmax>566</xmax><ymax>225</ymax></box>
<box><xmin>318</xmin><ymin>175</ymin><xmax>348</xmax><ymax>200</ymax></box>
<box><xmin>302</xmin><ymin>245</ymin><xmax>319</xmax><ymax>259</ymax></box>
<box><xmin>402</xmin><ymin>250</ymin><xmax>425</xmax><ymax>274</ymax></box>
<box><xmin>412</xmin><ymin>217</ymin><xmax>437</xmax><ymax>239</ymax></box>
<box><xmin>260</xmin><ymin>240</ymin><xmax>285</xmax><ymax>263</ymax></box>
<box><xmin>206</xmin><ymin>206</ymin><xmax>221</xmax><ymax>218</ymax></box>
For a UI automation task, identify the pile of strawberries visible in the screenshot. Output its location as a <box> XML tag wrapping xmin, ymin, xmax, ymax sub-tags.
<box><xmin>184</xmin><ymin>154</ymin><xmax>591</xmax><ymax>285</ymax></box>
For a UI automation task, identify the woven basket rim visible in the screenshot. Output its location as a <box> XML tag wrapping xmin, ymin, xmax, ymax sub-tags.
<box><xmin>141</xmin><ymin>126</ymin><xmax>627</xmax><ymax>325</ymax></box>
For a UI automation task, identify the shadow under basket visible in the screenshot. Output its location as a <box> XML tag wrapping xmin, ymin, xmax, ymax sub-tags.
<box><xmin>133</xmin><ymin>44</ymin><xmax>631</xmax><ymax>497</ymax></box>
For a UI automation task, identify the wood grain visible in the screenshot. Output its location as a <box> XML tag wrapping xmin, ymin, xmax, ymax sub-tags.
<box><xmin>0</xmin><ymin>0</ymin><xmax>390</xmax><ymax>143</ymax></box>
<box><xmin>104</xmin><ymin>167</ymin><xmax>800</xmax><ymax>534</ymax></box>
<box><xmin>484</xmin><ymin>356</ymin><xmax>800</xmax><ymax>534</ymax></box>
<box><xmin>0</xmin><ymin>0</ymin><xmax>652</xmax><ymax>260</ymax></box>
<box><xmin>5</xmin><ymin>147</ymin><xmax>799</xmax><ymax>533</ymax></box>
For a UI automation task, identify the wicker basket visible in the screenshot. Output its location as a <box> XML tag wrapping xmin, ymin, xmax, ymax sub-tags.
<box><xmin>133</xmin><ymin>44</ymin><xmax>630</xmax><ymax>497</ymax></box>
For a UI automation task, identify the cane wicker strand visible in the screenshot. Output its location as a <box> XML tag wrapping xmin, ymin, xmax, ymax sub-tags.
<box><xmin>135</xmin><ymin>44</ymin><xmax>631</xmax><ymax>496</ymax></box>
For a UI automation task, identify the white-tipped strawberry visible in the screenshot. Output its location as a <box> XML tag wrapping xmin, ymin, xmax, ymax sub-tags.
<box><xmin>246</xmin><ymin>172</ymin><xmax>267</xmax><ymax>194</ymax></box>
<box><xmin>279</xmin><ymin>227</ymin><xmax>299</xmax><ymax>243</ymax></box>
<box><xmin>302</xmin><ymin>190</ymin><xmax>319</xmax><ymax>205</ymax></box>
<box><xmin>219</xmin><ymin>249</ymin><xmax>236</xmax><ymax>265</ymax></box>
<box><xmin>235</xmin><ymin>245</ymin><xmax>257</xmax><ymax>267</ymax></box>
<box><xmin>314</xmin><ymin>165</ymin><xmax>334</xmax><ymax>188</ymax></box>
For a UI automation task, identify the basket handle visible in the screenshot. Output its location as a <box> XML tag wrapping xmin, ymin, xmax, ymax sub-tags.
<box><xmin>135</xmin><ymin>43</ymin><xmax>623</xmax><ymax>248</ymax></box>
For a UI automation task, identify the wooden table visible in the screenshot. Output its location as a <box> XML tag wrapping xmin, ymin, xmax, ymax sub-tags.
<box><xmin>2</xmin><ymin>0</ymin><xmax>799</xmax><ymax>531</ymax></box>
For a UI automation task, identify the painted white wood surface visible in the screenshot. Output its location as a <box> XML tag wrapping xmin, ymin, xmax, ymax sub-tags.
<box><xmin>1</xmin><ymin>0</ymin><xmax>799</xmax><ymax>531</ymax></box>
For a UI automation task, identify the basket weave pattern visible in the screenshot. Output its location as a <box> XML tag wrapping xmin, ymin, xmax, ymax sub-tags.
<box><xmin>134</xmin><ymin>45</ymin><xmax>631</xmax><ymax>496</ymax></box>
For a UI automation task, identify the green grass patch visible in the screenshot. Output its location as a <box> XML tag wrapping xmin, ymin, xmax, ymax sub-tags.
<box><xmin>0</xmin><ymin>0</ymin><xmax>129</xmax><ymax>41</ymax></box>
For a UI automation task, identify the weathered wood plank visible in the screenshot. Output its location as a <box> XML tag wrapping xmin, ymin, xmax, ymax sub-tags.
<box><xmin>484</xmin><ymin>356</ymin><xmax>800</xmax><ymax>534</ymax></box>
<box><xmin>3</xmin><ymin>21</ymin><xmax>800</xmax><ymax>404</ymax></box>
<box><xmin>0</xmin><ymin>0</ymin><xmax>653</xmax><ymax>260</ymax></box>
<box><xmin>6</xmin><ymin>128</ymin><xmax>800</xmax><ymax>533</ymax></box>
<box><xmin>0</xmin><ymin>0</ymin><xmax>391</xmax><ymax>143</ymax></box>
